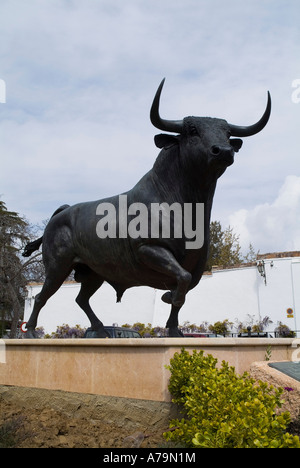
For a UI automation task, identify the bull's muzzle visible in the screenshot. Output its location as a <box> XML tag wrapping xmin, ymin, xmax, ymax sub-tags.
<box><xmin>211</xmin><ymin>145</ymin><xmax>234</xmax><ymax>166</ymax></box>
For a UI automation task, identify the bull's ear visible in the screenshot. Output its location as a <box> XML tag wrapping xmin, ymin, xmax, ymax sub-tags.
<box><xmin>230</xmin><ymin>138</ymin><xmax>243</xmax><ymax>153</ymax></box>
<box><xmin>154</xmin><ymin>133</ymin><xmax>179</xmax><ymax>148</ymax></box>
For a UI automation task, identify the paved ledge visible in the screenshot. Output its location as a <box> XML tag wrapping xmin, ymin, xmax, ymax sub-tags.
<box><xmin>0</xmin><ymin>338</ymin><xmax>297</xmax><ymax>402</ymax></box>
<box><xmin>4</xmin><ymin>337</ymin><xmax>296</xmax><ymax>347</ymax></box>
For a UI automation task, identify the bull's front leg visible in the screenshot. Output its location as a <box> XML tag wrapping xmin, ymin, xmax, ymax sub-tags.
<box><xmin>137</xmin><ymin>245</ymin><xmax>191</xmax><ymax>336</ymax></box>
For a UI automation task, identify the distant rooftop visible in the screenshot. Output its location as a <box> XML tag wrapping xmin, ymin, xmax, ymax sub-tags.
<box><xmin>207</xmin><ymin>250</ymin><xmax>300</xmax><ymax>274</ymax></box>
<box><xmin>257</xmin><ymin>251</ymin><xmax>300</xmax><ymax>259</ymax></box>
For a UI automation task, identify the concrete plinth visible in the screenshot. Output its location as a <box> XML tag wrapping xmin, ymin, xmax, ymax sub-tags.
<box><xmin>0</xmin><ymin>338</ymin><xmax>297</xmax><ymax>402</ymax></box>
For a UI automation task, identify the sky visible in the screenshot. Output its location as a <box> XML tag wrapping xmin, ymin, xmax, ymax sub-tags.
<box><xmin>0</xmin><ymin>0</ymin><xmax>299</xmax><ymax>255</ymax></box>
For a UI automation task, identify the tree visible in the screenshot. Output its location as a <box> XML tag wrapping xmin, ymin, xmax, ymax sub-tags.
<box><xmin>206</xmin><ymin>221</ymin><xmax>242</xmax><ymax>270</ymax></box>
<box><xmin>216</xmin><ymin>225</ymin><xmax>242</xmax><ymax>267</ymax></box>
<box><xmin>0</xmin><ymin>201</ymin><xmax>29</xmax><ymax>336</ymax></box>
<box><xmin>243</xmin><ymin>243</ymin><xmax>257</xmax><ymax>263</ymax></box>
<box><xmin>206</xmin><ymin>221</ymin><xmax>257</xmax><ymax>270</ymax></box>
<box><xmin>0</xmin><ymin>201</ymin><xmax>43</xmax><ymax>337</ymax></box>
<box><xmin>206</xmin><ymin>221</ymin><xmax>223</xmax><ymax>270</ymax></box>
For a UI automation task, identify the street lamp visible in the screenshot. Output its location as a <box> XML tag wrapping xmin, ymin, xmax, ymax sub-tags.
<box><xmin>257</xmin><ymin>260</ymin><xmax>266</xmax><ymax>285</ymax></box>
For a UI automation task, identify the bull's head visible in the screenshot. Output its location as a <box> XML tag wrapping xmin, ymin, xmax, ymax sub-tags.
<box><xmin>150</xmin><ymin>79</ymin><xmax>271</xmax><ymax>172</ymax></box>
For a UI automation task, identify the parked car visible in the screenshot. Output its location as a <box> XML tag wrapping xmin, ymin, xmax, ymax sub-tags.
<box><xmin>84</xmin><ymin>326</ymin><xmax>141</xmax><ymax>338</ymax></box>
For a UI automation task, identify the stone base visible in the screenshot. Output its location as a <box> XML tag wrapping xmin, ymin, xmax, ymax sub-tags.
<box><xmin>250</xmin><ymin>361</ymin><xmax>300</xmax><ymax>419</ymax></box>
<box><xmin>0</xmin><ymin>337</ymin><xmax>297</xmax><ymax>401</ymax></box>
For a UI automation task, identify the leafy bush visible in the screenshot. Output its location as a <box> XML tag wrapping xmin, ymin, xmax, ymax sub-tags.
<box><xmin>130</xmin><ymin>322</ymin><xmax>156</xmax><ymax>337</ymax></box>
<box><xmin>164</xmin><ymin>349</ymin><xmax>300</xmax><ymax>448</ymax></box>
<box><xmin>45</xmin><ymin>323</ymin><xmax>86</xmax><ymax>338</ymax></box>
<box><xmin>208</xmin><ymin>319</ymin><xmax>232</xmax><ymax>336</ymax></box>
<box><xmin>274</xmin><ymin>322</ymin><xmax>296</xmax><ymax>338</ymax></box>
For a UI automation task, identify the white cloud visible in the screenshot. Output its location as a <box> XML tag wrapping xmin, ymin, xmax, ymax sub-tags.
<box><xmin>0</xmin><ymin>0</ymin><xmax>299</xmax><ymax>254</ymax></box>
<box><xmin>229</xmin><ymin>176</ymin><xmax>300</xmax><ymax>253</ymax></box>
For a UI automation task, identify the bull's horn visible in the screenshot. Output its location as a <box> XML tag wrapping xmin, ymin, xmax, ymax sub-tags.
<box><xmin>229</xmin><ymin>91</ymin><xmax>271</xmax><ymax>137</ymax></box>
<box><xmin>150</xmin><ymin>78</ymin><xmax>184</xmax><ymax>133</ymax></box>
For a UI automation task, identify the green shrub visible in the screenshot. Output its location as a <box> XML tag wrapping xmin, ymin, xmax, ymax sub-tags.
<box><xmin>208</xmin><ymin>319</ymin><xmax>232</xmax><ymax>336</ymax></box>
<box><xmin>165</xmin><ymin>349</ymin><xmax>300</xmax><ymax>448</ymax></box>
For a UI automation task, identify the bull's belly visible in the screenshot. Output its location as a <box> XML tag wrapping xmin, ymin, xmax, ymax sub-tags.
<box><xmin>77</xmin><ymin>255</ymin><xmax>204</xmax><ymax>294</ymax></box>
<box><xmin>83</xmin><ymin>259</ymin><xmax>177</xmax><ymax>291</ymax></box>
<box><xmin>73</xmin><ymin>235</ymin><xmax>207</xmax><ymax>292</ymax></box>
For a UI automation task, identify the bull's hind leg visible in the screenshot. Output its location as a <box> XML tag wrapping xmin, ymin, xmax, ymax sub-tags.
<box><xmin>75</xmin><ymin>267</ymin><xmax>109</xmax><ymax>338</ymax></box>
<box><xmin>25</xmin><ymin>262</ymin><xmax>73</xmax><ymax>338</ymax></box>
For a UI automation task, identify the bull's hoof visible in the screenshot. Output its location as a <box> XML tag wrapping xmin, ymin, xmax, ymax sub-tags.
<box><xmin>23</xmin><ymin>328</ymin><xmax>40</xmax><ymax>339</ymax></box>
<box><xmin>168</xmin><ymin>327</ymin><xmax>184</xmax><ymax>337</ymax></box>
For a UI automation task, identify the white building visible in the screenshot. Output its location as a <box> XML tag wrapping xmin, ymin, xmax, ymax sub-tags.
<box><xmin>23</xmin><ymin>252</ymin><xmax>300</xmax><ymax>337</ymax></box>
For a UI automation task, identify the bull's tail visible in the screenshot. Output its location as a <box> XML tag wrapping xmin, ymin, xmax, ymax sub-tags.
<box><xmin>22</xmin><ymin>204</ymin><xmax>70</xmax><ymax>257</ymax></box>
<box><xmin>22</xmin><ymin>237</ymin><xmax>43</xmax><ymax>257</ymax></box>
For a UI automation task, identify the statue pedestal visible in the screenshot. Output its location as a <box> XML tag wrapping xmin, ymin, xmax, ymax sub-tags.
<box><xmin>0</xmin><ymin>338</ymin><xmax>296</xmax><ymax>402</ymax></box>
